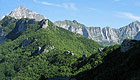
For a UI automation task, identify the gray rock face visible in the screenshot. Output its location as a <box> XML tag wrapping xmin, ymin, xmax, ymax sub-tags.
<box><xmin>49</xmin><ymin>46</ymin><xmax>55</xmax><ymax>50</ymax></box>
<box><xmin>0</xmin><ymin>26</ymin><xmax>7</xmax><ymax>44</ymax></box>
<box><xmin>40</xmin><ymin>19</ymin><xmax>49</xmax><ymax>29</ymax></box>
<box><xmin>16</xmin><ymin>19</ymin><xmax>36</xmax><ymax>33</ymax></box>
<box><xmin>65</xmin><ymin>50</ymin><xmax>74</xmax><ymax>56</ymax></box>
<box><xmin>98</xmin><ymin>48</ymin><xmax>104</xmax><ymax>53</ymax></box>
<box><xmin>134</xmin><ymin>31</ymin><xmax>140</xmax><ymax>40</ymax></box>
<box><xmin>54</xmin><ymin>20</ymin><xmax>140</xmax><ymax>45</ymax></box>
<box><xmin>7</xmin><ymin>6</ymin><xmax>46</xmax><ymax>21</ymax></box>
<box><xmin>0</xmin><ymin>36</ymin><xmax>7</xmax><ymax>44</ymax></box>
<box><xmin>18</xmin><ymin>23</ymin><xmax>27</xmax><ymax>33</ymax></box>
<box><xmin>44</xmin><ymin>49</ymin><xmax>49</xmax><ymax>53</ymax></box>
<box><xmin>118</xmin><ymin>21</ymin><xmax>140</xmax><ymax>40</ymax></box>
<box><xmin>37</xmin><ymin>47</ymin><xmax>42</xmax><ymax>54</ymax></box>
<box><xmin>0</xmin><ymin>17</ymin><xmax>18</xmax><ymax>43</ymax></box>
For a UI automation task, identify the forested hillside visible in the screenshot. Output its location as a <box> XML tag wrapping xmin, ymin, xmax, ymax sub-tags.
<box><xmin>0</xmin><ymin>16</ymin><xmax>103</xmax><ymax>80</ymax></box>
<box><xmin>75</xmin><ymin>40</ymin><xmax>140</xmax><ymax>80</ymax></box>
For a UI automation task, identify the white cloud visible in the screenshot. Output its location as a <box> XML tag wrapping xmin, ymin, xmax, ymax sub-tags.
<box><xmin>33</xmin><ymin>0</ymin><xmax>77</xmax><ymax>10</ymax></box>
<box><xmin>63</xmin><ymin>3</ymin><xmax>77</xmax><ymax>10</ymax></box>
<box><xmin>119</xmin><ymin>12</ymin><xmax>140</xmax><ymax>20</ymax></box>
<box><xmin>41</xmin><ymin>2</ymin><xmax>61</xmax><ymax>7</ymax></box>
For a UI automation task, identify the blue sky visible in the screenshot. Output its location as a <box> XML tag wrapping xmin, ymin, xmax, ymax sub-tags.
<box><xmin>0</xmin><ymin>0</ymin><xmax>140</xmax><ymax>28</ymax></box>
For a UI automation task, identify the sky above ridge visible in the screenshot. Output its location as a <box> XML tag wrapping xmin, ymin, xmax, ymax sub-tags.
<box><xmin>0</xmin><ymin>0</ymin><xmax>140</xmax><ymax>28</ymax></box>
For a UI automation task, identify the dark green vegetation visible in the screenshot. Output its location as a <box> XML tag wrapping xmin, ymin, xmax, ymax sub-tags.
<box><xmin>0</xmin><ymin>17</ymin><xmax>103</xmax><ymax>80</ymax></box>
<box><xmin>75</xmin><ymin>41</ymin><xmax>140</xmax><ymax>80</ymax></box>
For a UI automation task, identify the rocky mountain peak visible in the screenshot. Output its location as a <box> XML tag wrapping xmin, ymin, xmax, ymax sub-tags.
<box><xmin>133</xmin><ymin>20</ymin><xmax>140</xmax><ymax>24</ymax></box>
<box><xmin>127</xmin><ymin>21</ymin><xmax>140</xmax><ymax>28</ymax></box>
<box><xmin>17</xmin><ymin>5</ymin><xmax>26</xmax><ymax>10</ymax></box>
<box><xmin>7</xmin><ymin>6</ymin><xmax>46</xmax><ymax>21</ymax></box>
<box><xmin>72</xmin><ymin>20</ymin><xmax>78</xmax><ymax>24</ymax></box>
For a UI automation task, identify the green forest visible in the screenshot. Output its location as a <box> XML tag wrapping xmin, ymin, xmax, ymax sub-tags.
<box><xmin>0</xmin><ymin>16</ymin><xmax>140</xmax><ymax>80</ymax></box>
<box><xmin>0</xmin><ymin>17</ymin><xmax>103</xmax><ymax>80</ymax></box>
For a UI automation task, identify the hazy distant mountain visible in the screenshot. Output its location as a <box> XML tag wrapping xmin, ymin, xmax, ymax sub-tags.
<box><xmin>55</xmin><ymin>20</ymin><xmax>140</xmax><ymax>45</ymax></box>
<box><xmin>7</xmin><ymin>6</ymin><xmax>46</xmax><ymax>21</ymax></box>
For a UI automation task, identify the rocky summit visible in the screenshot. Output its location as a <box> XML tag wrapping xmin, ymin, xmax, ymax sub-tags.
<box><xmin>7</xmin><ymin>6</ymin><xmax>46</xmax><ymax>21</ymax></box>
<box><xmin>55</xmin><ymin>20</ymin><xmax>140</xmax><ymax>45</ymax></box>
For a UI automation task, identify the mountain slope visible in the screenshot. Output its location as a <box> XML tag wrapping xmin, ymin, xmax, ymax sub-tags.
<box><xmin>0</xmin><ymin>6</ymin><xmax>46</xmax><ymax>44</ymax></box>
<box><xmin>134</xmin><ymin>31</ymin><xmax>140</xmax><ymax>40</ymax></box>
<box><xmin>0</xmin><ymin>16</ymin><xmax>102</xmax><ymax>80</ymax></box>
<box><xmin>74</xmin><ymin>39</ymin><xmax>140</xmax><ymax>80</ymax></box>
<box><xmin>55</xmin><ymin>20</ymin><xmax>140</xmax><ymax>45</ymax></box>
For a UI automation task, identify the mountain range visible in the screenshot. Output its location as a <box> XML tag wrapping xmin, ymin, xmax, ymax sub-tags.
<box><xmin>0</xmin><ymin>6</ymin><xmax>140</xmax><ymax>80</ymax></box>
<box><xmin>0</xmin><ymin>6</ymin><xmax>140</xmax><ymax>45</ymax></box>
<box><xmin>55</xmin><ymin>20</ymin><xmax>140</xmax><ymax>45</ymax></box>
